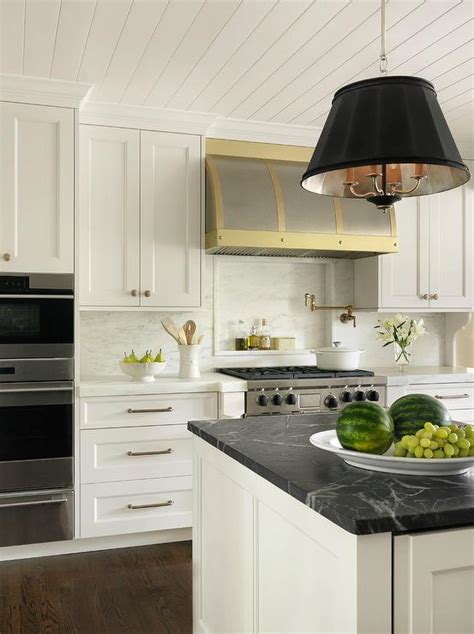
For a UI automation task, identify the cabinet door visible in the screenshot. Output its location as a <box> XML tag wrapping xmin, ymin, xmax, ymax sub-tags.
<box><xmin>79</xmin><ymin>126</ymin><xmax>140</xmax><ymax>306</ymax></box>
<box><xmin>394</xmin><ymin>528</ymin><xmax>474</xmax><ymax>634</ymax></box>
<box><xmin>0</xmin><ymin>103</ymin><xmax>74</xmax><ymax>273</ymax></box>
<box><xmin>379</xmin><ymin>196</ymin><xmax>431</xmax><ymax>309</ymax></box>
<box><xmin>429</xmin><ymin>167</ymin><xmax>473</xmax><ymax>309</ymax></box>
<box><xmin>140</xmin><ymin>131</ymin><xmax>201</xmax><ymax>308</ymax></box>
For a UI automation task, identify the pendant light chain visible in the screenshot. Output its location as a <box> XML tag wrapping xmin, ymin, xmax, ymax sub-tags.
<box><xmin>379</xmin><ymin>0</ymin><xmax>388</xmax><ymax>76</ymax></box>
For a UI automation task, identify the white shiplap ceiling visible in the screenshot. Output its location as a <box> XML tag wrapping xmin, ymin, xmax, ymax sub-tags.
<box><xmin>1</xmin><ymin>0</ymin><xmax>473</xmax><ymax>154</ymax></box>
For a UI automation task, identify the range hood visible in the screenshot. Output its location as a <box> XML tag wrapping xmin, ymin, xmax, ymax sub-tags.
<box><xmin>205</xmin><ymin>139</ymin><xmax>398</xmax><ymax>259</ymax></box>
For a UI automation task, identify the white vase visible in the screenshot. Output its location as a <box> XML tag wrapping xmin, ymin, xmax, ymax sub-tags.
<box><xmin>178</xmin><ymin>345</ymin><xmax>201</xmax><ymax>379</ymax></box>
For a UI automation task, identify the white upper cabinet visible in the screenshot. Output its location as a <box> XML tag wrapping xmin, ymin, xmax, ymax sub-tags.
<box><xmin>428</xmin><ymin>171</ymin><xmax>473</xmax><ymax>309</ymax></box>
<box><xmin>0</xmin><ymin>103</ymin><xmax>74</xmax><ymax>274</ymax></box>
<box><xmin>355</xmin><ymin>169</ymin><xmax>473</xmax><ymax>311</ymax></box>
<box><xmin>79</xmin><ymin>126</ymin><xmax>202</xmax><ymax>309</ymax></box>
<box><xmin>79</xmin><ymin>126</ymin><xmax>140</xmax><ymax>307</ymax></box>
<box><xmin>140</xmin><ymin>131</ymin><xmax>201</xmax><ymax>308</ymax></box>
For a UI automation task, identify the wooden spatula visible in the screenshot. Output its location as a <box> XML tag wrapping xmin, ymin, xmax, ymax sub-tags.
<box><xmin>161</xmin><ymin>318</ymin><xmax>181</xmax><ymax>344</ymax></box>
<box><xmin>184</xmin><ymin>320</ymin><xmax>196</xmax><ymax>345</ymax></box>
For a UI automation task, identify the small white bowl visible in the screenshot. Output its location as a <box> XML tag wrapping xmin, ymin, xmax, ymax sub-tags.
<box><xmin>119</xmin><ymin>361</ymin><xmax>167</xmax><ymax>382</ymax></box>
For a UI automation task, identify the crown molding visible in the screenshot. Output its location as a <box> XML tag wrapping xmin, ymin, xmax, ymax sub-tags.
<box><xmin>80</xmin><ymin>101</ymin><xmax>216</xmax><ymax>135</ymax></box>
<box><xmin>206</xmin><ymin>116</ymin><xmax>321</xmax><ymax>147</ymax></box>
<box><xmin>0</xmin><ymin>73</ymin><xmax>92</xmax><ymax>108</ymax></box>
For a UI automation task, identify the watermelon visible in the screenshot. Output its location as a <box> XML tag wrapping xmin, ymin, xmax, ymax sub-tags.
<box><xmin>389</xmin><ymin>393</ymin><xmax>452</xmax><ymax>441</ymax></box>
<box><xmin>336</xmin><ymin>402</ymin><xmax>394</xmax><ymax>455</ymax></box>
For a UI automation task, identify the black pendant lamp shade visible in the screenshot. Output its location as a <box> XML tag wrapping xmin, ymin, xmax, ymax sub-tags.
<box><xmin>301</xmin><ymin>76</ymin><xmax>470</xmax><ymax>210</ymax></box>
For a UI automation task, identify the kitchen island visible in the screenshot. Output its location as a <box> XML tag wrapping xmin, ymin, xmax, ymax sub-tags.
<box><xmin>189</xmin><ymin>415</ymin><xmax>474</xmax><ymax>634</ymax></box>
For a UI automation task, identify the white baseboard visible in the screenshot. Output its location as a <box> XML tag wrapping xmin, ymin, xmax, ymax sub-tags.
<box><xmin>0</xmin><ymin>528</ymin><xmax>192</xmax><ymax>561</ymax></box>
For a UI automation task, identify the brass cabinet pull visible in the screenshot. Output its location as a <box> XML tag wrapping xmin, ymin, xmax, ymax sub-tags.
<box><xmin>2</xmin><ymin>253</ymin><xmax>11</xmax><ymax>262</ymax></box>
<box><xmin>127</xmin><ymin>448</ymin><xmax>173</xmax><ymax>456</ymax></box>
<box><xmin>127</xmin><ymin>500</ymin><xmax>174</xmax><ymax>510</ymax></box>
<box><xmin>431</xmin><ymin>293</ymin><xmax>439</xmax><ymax>300</ymax></box>
<box><xmin>127</xmin><ymin>407</ymin><xmax>173</xmax><ymax>414</ymax></box>
<box><xmin>144</xmin><ymin>290</ymin><xmax>151</xmax><ymax>297</ymax></box>
<box><xmin>435</xmin><ymin>394</ymin><xmax>469</xmax><ymax>400</ymax></box>
<box><xmin>422</xmin><ymin>293</ymin><xmax>430</xmax><ymax>300</ymax></box>
<box><xmin>131</xmin><ymin>289</ymin><xmax>138</xmax><ymax>297</ymax></box>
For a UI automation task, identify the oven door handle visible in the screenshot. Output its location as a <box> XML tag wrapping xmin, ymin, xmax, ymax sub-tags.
<box><xmin>0</xmin><ymin>385</ymin><xmax>73</xmax><ymax>393</ymax></box>
<box><xmin>0</xmin><ymin>496</ymin><xmax>68</xmax><ymax>509</ymax></box>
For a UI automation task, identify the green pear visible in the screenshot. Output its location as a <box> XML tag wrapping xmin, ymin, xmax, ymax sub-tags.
<box><xmin>129</xmin><ymin>350</ymin><xmax>139</xmax><ymax>363</ymax></box>
<box><xmin>154</xmin><ymin>348</ymin><xmax>165</xmax><ymax>363</ymax></box>
<box><xmin>123</xmin><ymin>352</ymin><xmax>131</xmax><ymax>364</ymax></box>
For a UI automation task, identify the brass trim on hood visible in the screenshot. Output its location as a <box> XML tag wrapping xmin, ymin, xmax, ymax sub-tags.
<box><xmin>205</xmin><ymin>156</ymin><xmax>224</xmax><ymax>229</ymax></box>
<box><xmin>206</xmin><ymin>229</ymin><xmax>398</xmax><ymax>254</ymax></box>
<box><xmin>206</xmin><ymin>138</ymin><xmax>313</xmax><ymax>163</ymax></box>
<box><xmin>264</xmin><ymin>160</ymin><xmax>286</xmax><ymax>231</ymax></box>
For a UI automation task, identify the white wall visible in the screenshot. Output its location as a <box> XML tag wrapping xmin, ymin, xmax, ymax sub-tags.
<box><xmin>80</xmin><ymin>256</ymin><xmax>447</xmax><ymax>377</ymax></box>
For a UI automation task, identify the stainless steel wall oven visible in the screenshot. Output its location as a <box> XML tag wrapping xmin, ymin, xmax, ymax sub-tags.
<box><xmin>0</xmin><ymin>273</ymin><xmax>74</xmax><ymax>547</ymax></box>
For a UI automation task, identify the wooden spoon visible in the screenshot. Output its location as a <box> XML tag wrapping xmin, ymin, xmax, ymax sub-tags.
<box><xmin>161</xmin><ymin>318</ymin><xmax>181</xmax><ymax>344</ymax></box>
<box><xmin>184</xmin><ymin>320</ymin><xmax>196</xmax><ymax>345</ymax></box>
<box><xmin>176</xmin><ymin>327</ymin><xmax>187</xmax><ymax>346</ymax></box>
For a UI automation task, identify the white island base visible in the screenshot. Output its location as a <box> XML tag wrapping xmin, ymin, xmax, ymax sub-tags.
<box><xmin>193</xmin><ymin>437</ymin><xmax>474</xmax><ymax>634</ymax></box>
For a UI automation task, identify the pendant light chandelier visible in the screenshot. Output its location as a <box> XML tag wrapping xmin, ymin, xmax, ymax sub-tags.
<box><xmin>301</xmin><ymin>0</ymin><xmax>470</xmax><ymax>212</ymax></box>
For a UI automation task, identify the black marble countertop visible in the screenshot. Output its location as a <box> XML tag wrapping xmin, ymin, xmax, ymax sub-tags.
<box><xmin>188</xmin><ymin>415</ymin><xmax>474</xmax><ymax>535</ymax></box>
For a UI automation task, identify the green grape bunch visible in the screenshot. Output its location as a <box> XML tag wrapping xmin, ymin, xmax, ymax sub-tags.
<box><xmin>394</xmin><ymin>422</ymin><xmax>474</xmax><ymax>459</ymax></box>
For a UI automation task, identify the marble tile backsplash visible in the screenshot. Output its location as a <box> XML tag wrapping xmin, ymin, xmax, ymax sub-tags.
<box><xmin>80</xmin><ymin>255</ymin><xmax>447</xmax><ymax>377</ymax></box>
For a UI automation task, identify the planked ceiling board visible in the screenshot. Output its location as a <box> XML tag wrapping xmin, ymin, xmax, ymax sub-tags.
<box><xmin>0</xmin><ymin>0</ymin><xmax>472</xmax><ymax>155</ymax></box>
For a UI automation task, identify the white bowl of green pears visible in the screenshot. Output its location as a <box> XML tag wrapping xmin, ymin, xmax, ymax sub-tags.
<box><xmin>119</xmin><ymin>349</ymin><xmax>167</xmax><ymax>382</ymax></box>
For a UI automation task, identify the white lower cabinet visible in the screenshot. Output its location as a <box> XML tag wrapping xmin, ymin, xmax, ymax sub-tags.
<box><xmin>79</xmin><ymin>391</ymin><xmax>217</xmax><ymax>539</ymax></box>
<box><xmin>387</xmin><ymin>381</ymin><xmax>474</xmax><ymax>422</ymax></box>
<box><xmin>81</xmin><ymin>392</ymin><xmax>217</xmax><ymax>429</ymax></box>
<box><xmin>194</xmin><ymin>436</ymin><xmax>473</xmax><ymax>634</ymax></box>
<box><xmin>80</xmin><ymin>425</ymin><xmax>192</xmax><ymax>484</ymax></box>
<box><xmin>394</xmin><ymin>527</ymin><xmax>474</xmax><ymax>634</ymax></box>
<box><xmin>81</xmin><ymin>476</ymin><xmax>193</xmax><ymax>538</ymax></box>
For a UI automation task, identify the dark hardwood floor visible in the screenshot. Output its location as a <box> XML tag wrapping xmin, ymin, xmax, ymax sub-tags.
<box><xmin>0</xmin><ymin>541</ymin><xmax>192</xmax><ymax>634</ymax></box>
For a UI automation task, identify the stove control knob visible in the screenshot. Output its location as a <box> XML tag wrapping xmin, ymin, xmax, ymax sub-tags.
<box><xmin>257</xmin><ymin>394</ymin><xmax>268</xmax><ymax>406</ymax></box>
<box><xmin>286</xmin><ymin>393</ymin><xmax>297</xmax><ymax>405</ymax></box>
<box><xmin>272</xmin><ymin>393</ymin><xmax>283</xmax><ymax>406</ymax></box>
<box><xmin>367</xmin><ymin>389</ymin><xmax>380</xmax><ymax>402</ymax></box>
<box><xmin>341</xmin><ymin>390</ymin><xmax>353</xmax><ymax>403</ymax></box>
<box><xmin>324</xmin><ymin>394</ymin><xmax>338</xmax><ymax>409</ymax></box>
<box><xmin>354</xmin><ymin>390</ymin><xmax>366</xmax><ymax>401</ymax></box>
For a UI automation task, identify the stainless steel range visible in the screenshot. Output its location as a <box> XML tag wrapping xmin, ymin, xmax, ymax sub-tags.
<box><xmin>218</xmin><ymin>367</ymin><xmax>386</xmax><ymax>416</ymax></box>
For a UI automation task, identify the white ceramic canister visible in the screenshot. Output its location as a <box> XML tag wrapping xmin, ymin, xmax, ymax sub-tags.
<box><xmin>178</xmin><ymin>345</ymin><xmax>201</xmax><ymax>379</ymax></box>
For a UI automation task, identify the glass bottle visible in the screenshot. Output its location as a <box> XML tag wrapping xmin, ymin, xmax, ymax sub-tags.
<box><xmin>248</xmin><ymin>324</ymin><xmax>260</xmax><ymax>350</ymax></box>
<box><xmin>235</xmin><ymin>319</ymin><xmax>249</xmax><ymax>351</ymax></box>
<box><xmin>259</xmin><ymin>318</ymin><xmax>271</xmax><ymax>350</ymax></box>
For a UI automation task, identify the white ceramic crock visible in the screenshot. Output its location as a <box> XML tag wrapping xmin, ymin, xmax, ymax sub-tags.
<box><xmin>314</xmin><ymin>341</ymin><xmax>364</xmax><ymax>371</ymax></box>
<box><xmin>178</xmin><ymin>344</ymin><xmax>201</xmax><ymax>379</ymax></box>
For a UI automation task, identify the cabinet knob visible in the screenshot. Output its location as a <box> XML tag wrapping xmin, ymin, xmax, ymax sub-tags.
<box><xmin>2</xmin><ymin>253</ymin><xmax>11</xmax><ymax>262</ymax></box>
<box><xmin>144</xmin><ymin>290</ymin><xmax>151</xmax><ymax>298</ymax></box>
<box><xmin>431</xmin><ymin>293</ymin><xmax>439</xmax><ymax>300</ymax></box>
<box><xmin>422</xmin><ymin>293</ymin><xmax>429</xmax><ymax>300</ymax></box>
<box><xmin>131</xmin><ymin>290</ymin><xmax>138</xmax><ymax>297</ymax></box>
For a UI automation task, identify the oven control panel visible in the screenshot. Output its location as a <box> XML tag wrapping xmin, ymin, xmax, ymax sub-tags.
<box><xmin>246</xmin><ymin>383</ymin><xmax>386</xmax><ymax>416</ymax></box>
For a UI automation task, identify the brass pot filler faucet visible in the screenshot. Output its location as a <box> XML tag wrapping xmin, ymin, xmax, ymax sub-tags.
<box><xmin>304</xmin><ymin>293</ymin><xmax>356</xmax><ymax>328</ymax></box>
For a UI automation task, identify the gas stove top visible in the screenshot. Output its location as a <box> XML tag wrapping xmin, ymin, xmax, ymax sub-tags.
<box><xmin>218</xmin><ymin>366</ymin><xmax>375</xmax><ymax>381</ymax></box>
<box><xmin>217</xmin><ymin>366</ymin><xmax>385</xmax><ymax>416</ymax></box>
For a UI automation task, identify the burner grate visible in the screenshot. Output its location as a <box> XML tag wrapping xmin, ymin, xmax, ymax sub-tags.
<box><xmin>218</xmin><ymin>366</ymin><xmax>375</xmax><ymax>381</ymax></box>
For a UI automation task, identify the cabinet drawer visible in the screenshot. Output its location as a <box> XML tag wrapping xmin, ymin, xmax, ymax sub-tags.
<box><xmin>80</xmin><ymin>477</ymin><xmax>192</xmax><ymax>538</ymax></box>
<box><xmin>81</xmin><ymin>392</ymin><xmax>217</xmax><ymax>429</ymax></box>
<box><xmin>452</xmin><ymin>409</ymin><xmax>474</xmax><ymax>424</ymax></box>
<box><xmin>407</xmin><ymin>384</ymin><xmax>474</xmax><ymax>410</ymax></box>
<box><xmin>81</xmin><ymin>425</ymin><xmax>192</xmax><ymax>483</ymax></box>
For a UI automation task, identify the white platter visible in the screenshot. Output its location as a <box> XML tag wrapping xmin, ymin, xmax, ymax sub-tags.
<box><xmin>309</xmin><ymin>430</ymin><xmax>474</xmax><ymax>476</ymax></box>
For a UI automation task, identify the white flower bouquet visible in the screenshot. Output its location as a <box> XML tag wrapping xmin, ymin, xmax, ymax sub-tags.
<box><xmin>375</xmin><ymin>314</ymin><xmax>426</xmax><ymax>366</ymax></box>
